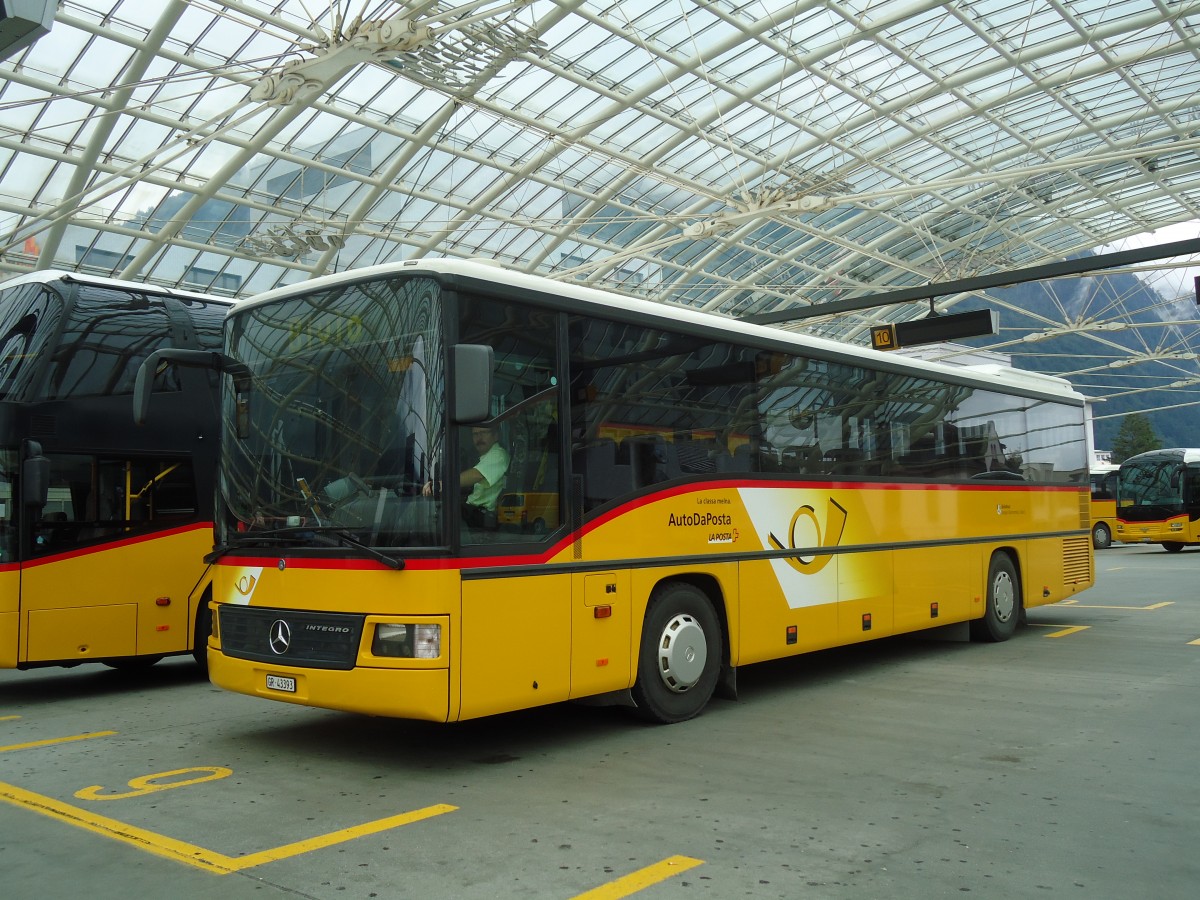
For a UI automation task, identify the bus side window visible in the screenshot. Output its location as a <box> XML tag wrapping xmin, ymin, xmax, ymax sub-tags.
<box><xmin>31</xmin><ymin>455</ymin><xmax>197</xmax><ymax>556</ymax></box>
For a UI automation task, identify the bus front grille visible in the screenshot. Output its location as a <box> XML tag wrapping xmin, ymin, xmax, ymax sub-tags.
<box><xmin>218</xmin><ymin>605</ymin><xmax>365</xmax><ymax>669</ymax></box>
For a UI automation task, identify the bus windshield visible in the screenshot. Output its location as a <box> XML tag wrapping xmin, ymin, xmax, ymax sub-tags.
<box><xmin>222</xmin><ymin>276</ymin><xmax>445</xmax><ymax>548</ymax></box>
<box><xmin>1118</xmin><ymin>457</ymin><xmax>1184</xmax><ymax>512</ymax></box>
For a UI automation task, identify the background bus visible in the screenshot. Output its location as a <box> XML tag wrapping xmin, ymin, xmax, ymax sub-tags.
<box><xmin>1115</xmin><ymin>448</ymin><xmax>1200</xmax><ymax>551</ymax></box>
<box><xmin>0</xmin><ymin>271</ymin><xmax>232</xmax><ymax>671</ymax></box>
<box><xmin>177</xmin><ymin>259</ymin><xmax>1093</xmax><ymax>724</ymax></box>
<box><xmin>1089</xmin><ymin>462</ymin><xmax>1119</xmax><ymax>549</ymax></box>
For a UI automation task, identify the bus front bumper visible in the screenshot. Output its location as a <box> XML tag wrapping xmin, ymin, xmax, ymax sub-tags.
<box><xmin>208</xmin><ymin>648</ymin><xmax>451</xmax><ymax>722</ymax></box>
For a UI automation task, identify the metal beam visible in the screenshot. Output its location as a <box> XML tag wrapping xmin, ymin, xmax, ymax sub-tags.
<box><xmin>740</xmin><ymin>236</ymin><xmax>1200</xmax><ymax>326</ymax></box>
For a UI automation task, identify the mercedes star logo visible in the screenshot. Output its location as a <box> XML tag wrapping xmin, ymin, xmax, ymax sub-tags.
<box><xmin>268</xmin><ymin>619</ymin><xmax>292</xmax><ymax>655</ymax></box>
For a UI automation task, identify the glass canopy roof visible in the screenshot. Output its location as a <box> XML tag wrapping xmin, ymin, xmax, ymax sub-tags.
<box><xmin>2</xmin><ymin>1</ymin><xmax>1200</xmax><ymax>422</ymax></box>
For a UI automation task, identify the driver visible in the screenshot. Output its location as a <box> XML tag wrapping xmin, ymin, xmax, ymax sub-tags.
<box><xmin>424</xmin><ymin>424</ymin><xmax>509</xmax><ymax>526</ymax></box>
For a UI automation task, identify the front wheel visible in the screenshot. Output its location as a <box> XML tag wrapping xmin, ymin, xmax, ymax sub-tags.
<box><xmin>1092</xmin><ymin>522</ymin><xmax>1112</xmax><ymax>550</ymax></box>
<box><xmin>630</xmin><ymin>583</ymin><xmax>722</xmax><ymax>724</ymax></box>
<box><xmin>1162</xmin><ymin>542</ymin><xmax>1185</xmax><ymax>553</ymax></box>
<box><xmin>971</xmin><ymin>552</ymin><xmax>1020</xmax><ymax>642</ymax></box>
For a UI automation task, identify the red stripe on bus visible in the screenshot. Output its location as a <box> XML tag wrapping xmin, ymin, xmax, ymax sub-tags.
<box><xmin>216</xmin><ymin>479</ymin><xmax>1084</xmax><ymax>573</ymax></box>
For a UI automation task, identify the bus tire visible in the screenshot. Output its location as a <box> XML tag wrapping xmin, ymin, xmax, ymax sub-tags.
<box><xmin>630</xmin><ymin>583</ymin><xmax>722</xmax><ymax>724</ymax></box>
<box><xmin>192</xmin><ymin>588</ymin><xmax>213</xmax><ymax>673</ymax></box>
<box><xmin>1161</xmin><ymin>542</ymin><xmax>1184</xmax><ymax>553</ymax></box>
<box><xmin>1092</xmin><ymin>522</ymin><xmax>1112</xmax><ymax>550</ymax></box>
<box><xmin>971</xmin><ymin>552</ymin><xmax>1020</xmax><ymax>643</ymax></box>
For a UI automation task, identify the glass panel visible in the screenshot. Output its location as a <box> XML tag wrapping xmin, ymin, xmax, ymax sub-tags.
<box><xmin>0</xmin><ymin>284</ymin><xmax>66</xmax><ymax>402</ymax></box>
<box><xmin>458</xmin><ymin>295</ymin><xmax>559</xmax><ymax>543</ymax></box>
<box><xmin>30</xmin><ymin>455</ymin><xmax>197</xmax><ymax>558</ymax></box>
<box><xmin>223</xmin><ymin>275</ymin><xmax>446</xmax><ymax>548</ymax></box>
<box><xmin>42</xmin><ymin>285</ymin><xmax>176</xmax><ymax>399</ymax></box>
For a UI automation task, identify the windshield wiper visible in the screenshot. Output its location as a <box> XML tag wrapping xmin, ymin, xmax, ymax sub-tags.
<box><xmin>204</xmin><ymin>529</ymin><xmax>304</xmax><ymax>563</ymax></box>
<box><xmin>312</xmin><ymin>528</ymin><xmax>405</xmax><ymax>570</ymax></box>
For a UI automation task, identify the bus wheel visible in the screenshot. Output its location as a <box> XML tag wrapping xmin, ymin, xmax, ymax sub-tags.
<box><xmin>192</xmin><ymin>589</ymin><xmax>213</xmax><ymax>674</ymax></box>
<box><xmin>971</xmin><ymin>553</ymin><xmax>1020</xmax><ymax>643</ymax></box>
<box><xmin>631</xmin><ymin>583</ymin><xmax>721</xmax><ymax>724</ymax></box>
<box><xmin>1162</xmin><ymin>542</ymin><xmax>1185</xmax><ymax>553</ymax></box>
<box><xmin>1092</xmin><ymin>522</ymin><xmax>1112</xmax><ymax>550</ymax></box>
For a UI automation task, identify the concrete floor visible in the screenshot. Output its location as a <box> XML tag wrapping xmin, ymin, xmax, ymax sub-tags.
<box><xmin>2</xmin><ymin>541</ymin><xmax>1198</xmax><ymax>899</ymax></box>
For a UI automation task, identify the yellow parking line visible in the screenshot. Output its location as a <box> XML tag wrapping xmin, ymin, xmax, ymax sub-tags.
<box><xmin>1027</xmin><ymin>623</ymin><xmax>1090</xmax><ymax>638</ymax></box>
<box><xmin>0</xmin><ymin>780</ymin><xmax>454</xmax><ymax>874</ymax></box>
<box><xmin>1188</xmin><ymin>637</ymin><xmax>1200</xmax><ymax>646</ymax></box>
<box><xmin>1045</xmin><ymin>625</ymin><xmax>1090</xmax><ymax>638</ymax></box>
<box><xmin>572</xmin><ymin>855</ymin><xmax>704</xmax><ymax>899</ymax></box>
<box><xmin>0</xmin><ymin>715</ymin><xmax>20</xmax><ymax>722</ymax></box>
<box><xmin>1056</xmin><ymin>600</ymin><xmax>1173</xmax><ymax>610</ymax></box>
<box><xmin>0</xmin><ymin>731</ymin><xmax>116</xmax><ymax>753</ymax></box>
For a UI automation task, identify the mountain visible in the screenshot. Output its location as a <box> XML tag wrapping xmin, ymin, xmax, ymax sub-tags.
<box><xmin>951</xmin><ymin>262</ymin><xmax>1200</xmax><ymax>450</ymax></box>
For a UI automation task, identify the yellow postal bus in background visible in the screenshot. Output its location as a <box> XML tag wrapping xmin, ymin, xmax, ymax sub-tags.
<box><xmin>1</xmin><ymin>272</ymin><xmax>231</xmax><ymax>672</ymax></box>
<box><xmin>143</xmin><ymin>259</ymin><xmax>1094</xmax><ymax>723</ymax></box>
<box><xmin>1115</xmin><ymin>448</ymin><xmax>1200</xmax><ymax>551</ymax></box>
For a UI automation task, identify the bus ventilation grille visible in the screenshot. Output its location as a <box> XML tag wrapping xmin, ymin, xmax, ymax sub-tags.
<box><xmin>218</xmin><ymin>605</ymin><xmax>364</xmax><ymax>669</ymax></box>
<box><xmin>1062</xmin><ymin>536</ymin><xmax>1091</xmax><ymax>584</ymax></box>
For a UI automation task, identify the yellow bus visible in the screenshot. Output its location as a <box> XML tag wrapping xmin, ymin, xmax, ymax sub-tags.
<box><xmin>1</xmin><ymin>271</ymin><xmax>232</xmax><ymax>672</ymax></box>
<box><xmin>1114</xmin><ymin>448</ymin><xmax>1200</xmax><ymax>551</ymax></box>
<box><xmin>148</xmin><ymin>260</ymin><xmax>1093</xmax><ymax>723</ymax></box>
<box><xmin>1089</xmin><ymin>464</ymin><xmax>1119</xmax><ymax>549</ymax></box>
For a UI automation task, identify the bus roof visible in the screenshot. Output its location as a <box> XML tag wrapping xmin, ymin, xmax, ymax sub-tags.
<box><xmin>241</xmin><ymin>258</ymin><xmax>1086</xmax><ymax>405</ymax></box>
<box><xmin>1120</xmin><ymin>448</ymin><xmax>1200</xmax><ymax>466</ymax></box>
<box><xmin>0</xmin><ymin>269</ymin><xmax>235</xmax><ymax>306</ymax></box>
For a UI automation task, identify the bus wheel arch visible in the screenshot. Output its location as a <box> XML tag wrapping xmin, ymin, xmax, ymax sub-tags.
<box><xmin>630</xmin><ymin>577</ymin><xmax>725</xmax><ymax>724</ymax></box>
<box><xmin>192</xmin><ymin>586</ymin><xmax>214</xmax><ymax>673</ymax></box>
<box><xmin>971</xmin><ymin>550</ymin><xmax>1021</xmax><ymax>642</ymax></box>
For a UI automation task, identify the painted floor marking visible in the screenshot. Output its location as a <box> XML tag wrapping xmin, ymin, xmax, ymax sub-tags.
<box><xmin>0</xmin><ymin>780</ymin><xmax>455</xmax><ymax>874</ymax></box>
<box><xmin>1188</xmin><ymin>637</ymin><xmax>1200</xmax><ymax>646</ymax></box>
<box><xmin>1056</xmin><ymin>600</ymin><xmax>1174</xmax><ymax>610</ymax></box>
<box><xmin>1027</xmin><ymin>624</ymin><xmax>1091</xmax><ymax>638</ymax></box>
<box><xmin>571</xmin><ymin>855</ymin><xmax>704</xmax><ymax>899</ymax></box>
<box><xmin>0</xmin><ymin>715</ymin><xmax>20</xmax><ymax>722</ymax></box>
<box><xmin>0</xmin><ymin>731</ymin><xmax>116</xmax><ymax>753</ymax></box>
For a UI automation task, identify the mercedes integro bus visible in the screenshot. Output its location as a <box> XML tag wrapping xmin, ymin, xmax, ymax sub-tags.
<box><xmin>141</xmin><ymin>259</ymin><xmax>1095</xmax><ymax>723</ymax></box>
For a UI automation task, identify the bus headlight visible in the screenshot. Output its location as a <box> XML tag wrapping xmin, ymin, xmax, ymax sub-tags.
<box><xmin>372</xmin><ymin>623</ymin><xmax>441</xmax><ymax>659</ymax></box>
<box><xmin>1170</xmin><ymin>522</ymin><xmax>1183</xmax><ymax>531</ymax></box>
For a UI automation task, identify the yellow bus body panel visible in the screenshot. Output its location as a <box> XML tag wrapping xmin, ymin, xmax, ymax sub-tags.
<box><xmin>208</xmin><ymin>482</ymin><xmax>1092</xmax><ymax>720</ymax></box>
<box><xmin>0</xmin><ymin>524</ymin><xmax>212</xmax><ymax>667</ymax></box>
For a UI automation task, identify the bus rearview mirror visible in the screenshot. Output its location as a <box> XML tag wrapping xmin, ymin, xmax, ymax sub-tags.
<box><xmin>134</xmin><ymin>349</ymin><xmax>252</xmax><ymax>438</ymax></box>
<box><xmin>452</xmin><ymin>344</ymin><xmax>494</xmax><ymax>423</ymax></box>
<box><xmin>21</xmin><ymin>440</ymin><xmax>49</xmax><ymax>509</ymax></box>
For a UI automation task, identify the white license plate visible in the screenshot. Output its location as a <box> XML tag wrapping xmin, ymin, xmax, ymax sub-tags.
<box><xmin>265</xmin><ymin>674</ymin><xmax>296</xmax><ymax>693</ymax></box>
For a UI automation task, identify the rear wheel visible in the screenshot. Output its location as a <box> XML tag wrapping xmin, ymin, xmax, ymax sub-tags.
<box><xmin>971</xmin><ymin>552</ymin><xmax>1020</xmax><ymax>642</ymax></box>
<box><xmin>630</xmin><ymin>583</ymin><xmax>722</xmax><ymax>724</ymax></box>
<box><xmin>1092</xmin><ymin>522</ymin><xmax>1112</xmax><ymax>550</ymax></box>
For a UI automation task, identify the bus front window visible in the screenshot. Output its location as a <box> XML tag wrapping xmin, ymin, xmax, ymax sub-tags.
<box><xmin>222</xmin><ymin>277</ymin><xmax>447</xmax><ymax>549</ymax></box>
<box><xmin>1118</xmin><ymin>460</ymin><xmax>1184</xmax><ymax>511</ymax></box>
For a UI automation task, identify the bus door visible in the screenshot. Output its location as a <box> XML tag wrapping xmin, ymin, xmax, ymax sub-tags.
<box><xmin>0</xmin><ymin>446</ymin><xmax>20</xmax><ymax>666</ymax></box>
